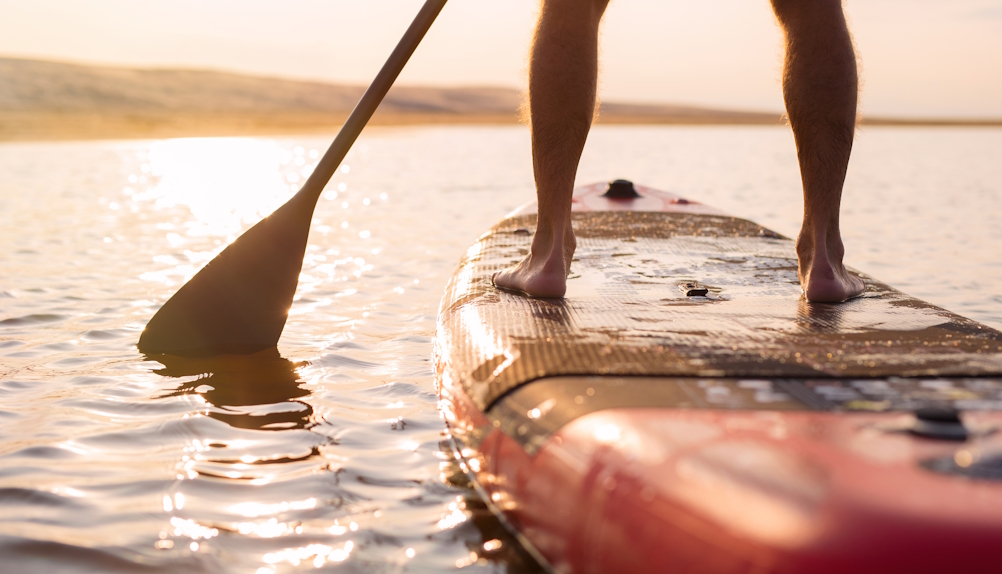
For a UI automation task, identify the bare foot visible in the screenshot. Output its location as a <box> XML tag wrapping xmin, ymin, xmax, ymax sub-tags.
<box><xmin>796</xmin><ymin>229</ymin><xmax>864</xmax><ymax>303</ymax></box>
<box><xmin>493</xmin><ymin>220</ymin><xmax>576</xmax><ymax>298</ymax></box>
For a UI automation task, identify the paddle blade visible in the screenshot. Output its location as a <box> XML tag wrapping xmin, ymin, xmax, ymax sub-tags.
<box><xmin>138</xmin><ymin>194</ymin><xmax>314</xmax><ymax>355</ymax></box>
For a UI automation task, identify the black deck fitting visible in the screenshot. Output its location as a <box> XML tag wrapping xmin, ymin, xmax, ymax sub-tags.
<box><xmin>603</xmin><ymin>179</ymin><xmax>642</xmax><ymax>199</ymax></box>
<box><xmin>911</xmin><ymin>406</ymin><xmax>968</xmax><ymax>441</ymax></box>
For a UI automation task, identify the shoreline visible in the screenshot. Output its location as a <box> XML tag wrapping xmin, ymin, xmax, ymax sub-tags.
<box><xmin>2</xmin><ymin>111</ymin><xmax>1000</xmax><ymax>143</ymax></box>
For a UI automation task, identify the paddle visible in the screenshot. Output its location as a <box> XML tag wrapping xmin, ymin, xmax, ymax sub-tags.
<box><xmin>139</xmin><ymin>0</ymin><xmax>448</xmax><ymax>355</ymax></box>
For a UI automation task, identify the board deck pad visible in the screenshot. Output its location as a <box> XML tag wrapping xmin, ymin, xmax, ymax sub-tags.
<box><xmin>437</xmin><ymin>211</ymin><xmax>1002</xmax><ymax>411</ymax></box>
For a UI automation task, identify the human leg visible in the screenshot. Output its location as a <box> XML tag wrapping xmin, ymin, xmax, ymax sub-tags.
<box><xmin>772</xmin><ymin>0</ymin><xmax>865</xmax><ymax>302</ymax></box>
<box><xmin>492</xmin><ymin>0</ymin><xmax>610</xmax><ymax>298</ymax></box>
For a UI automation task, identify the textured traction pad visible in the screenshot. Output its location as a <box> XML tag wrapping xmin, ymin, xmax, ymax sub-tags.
<box><xmin>436</xmin><ymin>211</ymin><xmax>1002</xmax><ymax>411</ymax></box>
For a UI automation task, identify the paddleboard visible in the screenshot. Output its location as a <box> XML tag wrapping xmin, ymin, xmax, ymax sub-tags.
<box><xmin>434</xmin><ymin>180</ymin><xmax>1002</xmax><ymax>573</ymax></box>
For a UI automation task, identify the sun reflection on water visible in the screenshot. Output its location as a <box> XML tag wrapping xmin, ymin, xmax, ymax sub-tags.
<box><xmin>130</xmin><ymin>138</ymin><xmax>329</xmax><ymax>288</ymax></box>
<box><xmin>169</xmin><ymin>517</ymin><xmax>219</xmax><ymax>541</ymax></box>
<box><xmin>234</xmin><ymin>518</ymin><xmax>296</xmax><ymax>538</ymax></box>
<box><xmin>229</xmin><ymin>498</ymin><xmax>318</xmax><ymax>518</ymax></box>
<box><xmin>437</xmin><ymin>498</ymin><xmax>469</xmax><ymax>531</ymax></box>
<box><xmin>142</xmin><ymin>138</ymin><xmax>301</xmax><ymax>237</ymax></box>
<box><xmin>262</xmin><ymin>541</ymin><xmax>354</xmax><ymax>568</ymax></box>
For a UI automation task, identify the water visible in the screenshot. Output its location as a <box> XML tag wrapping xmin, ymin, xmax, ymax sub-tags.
<box><xmin>1</xmin><ymin>125</ymin><xmax>1000</xmax><ymax>572</ymax></box>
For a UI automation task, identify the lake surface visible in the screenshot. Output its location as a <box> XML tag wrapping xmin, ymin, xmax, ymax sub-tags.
<box><xmin>1</xmin><ymin>125</ymin><xmax>1000</xmax><ymax>572</ymax></box>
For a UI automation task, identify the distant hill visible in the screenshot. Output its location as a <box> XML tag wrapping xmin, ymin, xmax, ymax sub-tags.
<box><xmin>0</xmin><ymin>57</ymin><xmax>522</xmax><ymax>115</ymax></box>
<box><xmin>0</xmin><ymin>57</ymin><xmax>787</xmax><ymax>140</ymax></box>
<box><xmin>0</xmin><ymin>57</ymin><xmax>995</xmax><ymax>141</ymax></box>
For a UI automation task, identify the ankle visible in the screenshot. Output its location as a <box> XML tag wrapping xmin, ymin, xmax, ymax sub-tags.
<box><xmin>798</xmin><ymin>224</ymin><xmax>844</xmax><ymax>260</ymax></box>
<box><xmin>533</xmin><ymin>211</ymin><xmax>572</xmax><ymax>239</ymax></box>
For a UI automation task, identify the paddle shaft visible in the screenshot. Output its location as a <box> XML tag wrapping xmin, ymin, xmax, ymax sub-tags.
<box><xmin>299</xmin><ymin>0</ymin><xmax>448</xmax><ymax>205</ymax></box>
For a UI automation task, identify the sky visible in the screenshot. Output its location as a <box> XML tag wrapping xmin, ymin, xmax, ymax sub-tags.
<box><xmin>1</xmin><ymin>0</ymin><xmax>1000</xmax><ymax>118</ymax></box>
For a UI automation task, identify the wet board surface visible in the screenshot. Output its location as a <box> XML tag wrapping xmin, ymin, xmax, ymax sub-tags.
<box><xmin>435</xmin><ymin>182</ymin><xmax>1002</xmax><ymax>573</ymax></box>
<box><xmin>436</xmin><ymin>182</ymin><xmax>1002</xmax><ymax>412</ymax></box>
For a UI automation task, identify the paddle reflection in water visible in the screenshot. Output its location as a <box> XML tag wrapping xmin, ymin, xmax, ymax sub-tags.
<box><xmin>149</xmin><ymin>348</ymin><xmax>314</xmax><ymax>431</ymax></box>
<box><xmin>144</xmin><ymin>348</ymin><xmax>544</xmax><ymax>571</ymax></box>
<box><xmin>143</xmin><ymin>349</ymin><xmax>358</xmax><ymax>568</ymax></box>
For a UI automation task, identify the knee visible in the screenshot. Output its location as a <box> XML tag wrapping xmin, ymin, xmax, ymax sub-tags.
<box><xmin>771</xmin><ymin>0</ymin><xmax>844</xmax><ymax>27</ymax></box>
